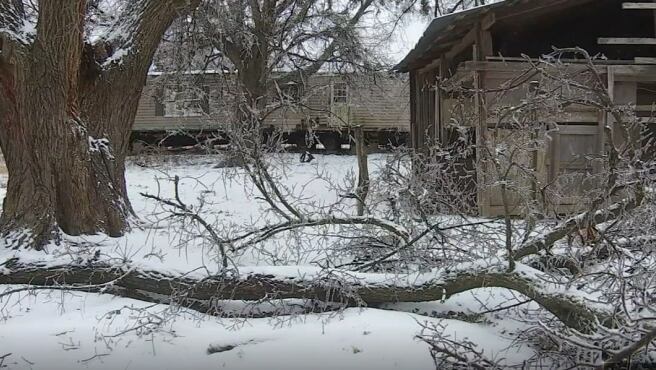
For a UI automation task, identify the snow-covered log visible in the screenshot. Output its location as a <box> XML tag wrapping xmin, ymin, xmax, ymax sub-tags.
<box><xmin>0</xmin><ymin>259</ymin><xmax>606</xmax><ymax>333</ymax></box>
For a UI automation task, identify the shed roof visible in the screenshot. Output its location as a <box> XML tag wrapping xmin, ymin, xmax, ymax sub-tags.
<box><xmin>393</xmin><ymin>0</ymin><xmax>599</xmax><ymax>72</ymax></box>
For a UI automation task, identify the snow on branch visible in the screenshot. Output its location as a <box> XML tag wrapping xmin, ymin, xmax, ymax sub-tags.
<box><xmin>0</xmin><ymin>257</ymin><xmax>608</xmax><ymax>333</ymax></box>
<box><xmin>0</xmin><ymin>0</ymin><xmax>34</xmax><ymax>46</ymax></box>
<box><xmin>93</xmin><ymin>0</ymin><xmax>200</xmax><ymax>68</ymax></box>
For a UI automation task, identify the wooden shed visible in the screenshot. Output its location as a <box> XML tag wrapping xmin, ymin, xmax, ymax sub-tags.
<box><xmin>394</xmin><ymin>0</ymin><xmax>656</xmax><ymax>217</ymax></box>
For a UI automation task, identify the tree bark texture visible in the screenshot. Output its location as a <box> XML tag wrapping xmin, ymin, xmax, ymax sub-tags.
<box><xmin>0</xmin><ymin>260</ymin><xmax>605</xmax><ymax>333</ymax></box>
<box><xmin>0</xmin><ymin>0</ymin><xmax>199</xmax><ymax>249</ymax></box>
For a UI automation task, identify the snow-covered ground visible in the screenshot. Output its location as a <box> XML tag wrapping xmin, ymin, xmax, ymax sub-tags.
<box><xmin>0</xmin><ymin>153</ymin><xmax>365</xmax><ymax>271</ymax></box>
<box><xmin>0</xmin><ymin>154</ymin><xmax>533</xmax><ymax>369</ymax></box>
<box><xmin>1</xmin><ymin>290</ymin><xmax>529</xmax><ymax>370</ymax></box>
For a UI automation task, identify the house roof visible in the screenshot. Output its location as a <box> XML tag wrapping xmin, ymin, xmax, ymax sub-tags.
<box><xmin>393</xmin><ymin>0</ymin><xmax>598</xmax><ymax>72</ymax></box>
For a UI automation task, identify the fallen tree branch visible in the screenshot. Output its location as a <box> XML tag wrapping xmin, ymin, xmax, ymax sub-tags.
<box><xmin>233</xmin><ymin>216</ymin><xmax>411</xmax><ymax>249</ymax></box>
<box><xmin>0</xmin><ymin>259</ymin><xmax>608</xmax><ymax>332</ymax></box>
<box><xmin>599</xmin><ymin>326</ymin><xmax>656</xmax><ymax>369</ymax></box>
<box><xmin>514</xmin><ymin>195</ymin><xmax>642</xmax><ymax>260</ymax></box>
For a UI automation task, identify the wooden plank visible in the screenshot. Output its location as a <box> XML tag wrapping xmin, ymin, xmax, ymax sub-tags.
<box><xmin>477</xmin><ymin>29</ymin><xmax>494</xmax><ymax>60</ymax></box>
<box><xmin>481</xmin><ymin>12</ymin><xmax>496</xmax><ymax>30</ymax></box>
<box><xmin>598</xmin><ymin>37</ymin><xmax>656</xmax><ymax>45</ymax></box>
<box><xmin>622</xmin><ymin>2</ymin><xmax>656</xmax><ymax>9</ymax></box>
<box><xmin>439</xmin><ymin>56</ymin><xmax>449</xmax><ymax>144</ymax></box>
<box><xmin>486</xmin><ymin>115</ymin><xmax>598</xmax><ymax>126</ymax></box>
<box><xmin>599</xmin><ymin>66</ymin><xmax>614</xmax><ymax>174</ymax></box>
<box><xmin>418</xmin><ymin>58</ymin><xmax>441</xmax><ymax>74</ymax></box>
<box><xmin>474</xmin><ymin>70</ymin><xmax>489</xmax><ymax>216</ymax></box>
<box><xmin>534</xmin><ymin>129</ymin><xmax>547</xmax><ymax>209</ymax></box>
<box><xmin>409</xmin><ymin>72</ymin><xmax>418</xmax><ymax>150</ymax></box>
<box><xmin>460</xmin><ymin>61</ymin><xmax>656</xmax><ymax>80</ymax></box>
<box><xmin>434</xmin><ymin>73</ymin><xmax>441</xmax><ymax>143</ymax></box>
<box><xmin>613</xmin><ymin>81</ymin><xmax>638</xmax><ymax>148</ymax></box>
<box><xmin>485</xmin><ymin>56</ymin><xmax>635</xmax><ymax>64</ymax></box>
<box><xmin>635</xmin><ymin>57</ymin><xmax>656</xmax><ymax>64</ymax></box>
<box><xmin>443</xmin><ymin>12</ymin><xmax>495</xmax><ymax>63</ymax></box>
<box><xmin>445</xmin><ymin>27</ymin><xmax>478</xmax><ymax>61</ymax></box>
<box><xmin>548</xmin><ymin>127</ymin><xmax>560</xmax><ymax>188</ymax></box>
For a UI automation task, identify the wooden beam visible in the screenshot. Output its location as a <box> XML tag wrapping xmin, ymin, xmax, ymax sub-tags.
<box><xmin>446</xmin><ymin>15</ymin><xmax>496</xmax><ymax>62</ymax></box>
<box><xmin>418</xmin><ymin>58</ymin><xmax>441</xmax><ymax>74</ymax></box>
<box><xmin>445</xmin><ymin>27</ymin><xmax>478</xmax><ymax>61</ymax></box>
<box><xmin>635</xmin><ymin>57</ymin><xmax>656</xmax><ymax>64</ymax></box>
<box><xmin>485</xmin><ymin>56</ymin><xmax>635</xmax><ymax>64</ymax></box>
<box><xmin>481</xmin><ymin>12</ymin><xmax>496</xmax><ymax>30</ymax></box>
<box><xmin>653</xmin><ymin>0</ymin><xmax>656</xmax><ymax>39</ymax></box>
<box><xmin>622</xmin><ymin>2</ymin><xmax>656</xmax><ymax>9</ymax></box>
<box><xmin>477</xmin><ymin>29</ymin><xmax>494</xmax><ymax>60</ymax></box>
<box><xmin>495</xmin><ymin>0</ymin><xmax>595</xmax><ymax>24</ymax></box>
<box><xmin>634</xmin><ymin>105</ymin><xmax>656</xmax><ymax>111</ymax></box>
<box><xmin>473</xmin><ymin>69</ymin><xmax>488</xmax><ymax>217</ymax></box>
<box><xmin>439</xmin><ymin>55</ymin><xmax>449</xmax><ymax>145</ymax></box>
<box><xmin>598</xmin><ymin>37</ymin><xmax>656</xmax><ymax>45</ymax></box>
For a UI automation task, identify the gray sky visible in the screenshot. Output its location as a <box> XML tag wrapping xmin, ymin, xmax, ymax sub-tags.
<box><xmin>388</xmin><ymin>15</ymin><xmax>433</xmax><ymax>64</ymax></box>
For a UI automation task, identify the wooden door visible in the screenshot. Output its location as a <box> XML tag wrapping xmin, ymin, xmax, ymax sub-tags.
<box><xmin>543</xmin><ymin>124</ymin><xmax>601</xmax><ymax>214</ymax></box>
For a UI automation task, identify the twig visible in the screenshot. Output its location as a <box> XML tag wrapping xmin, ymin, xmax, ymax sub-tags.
<box><xmin>141</xmin><ymin>175</ymin><xmax>229</xmax><ymax>269</ymax></box>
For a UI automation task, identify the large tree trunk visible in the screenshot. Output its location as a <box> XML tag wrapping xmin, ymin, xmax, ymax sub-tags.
<box><xmin>0</xmin><ymin>0</ymin><xmax>199</xmax><ymax>249</ymax></box>
<box><xmin>0</xmin><ymin>0</ymin><xmax>127</xmax><ymax>249</ymax></box>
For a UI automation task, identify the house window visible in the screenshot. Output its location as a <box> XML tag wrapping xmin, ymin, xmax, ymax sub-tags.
<box><xmin>332</xmin><ymin>82</ymin><xmax>348</xmax><ymax>103</ymax></box>
<box><xmin>163</xmin><ymin>85</ymin><xmax>209</xmax><ymax>117</ymax></box>
<box><xmin>281</xmin><ymin>83</ymin><xmax>301</xmax><ymax>101</ymax></box>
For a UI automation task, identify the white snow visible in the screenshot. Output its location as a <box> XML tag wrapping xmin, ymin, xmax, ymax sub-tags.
<box><xmin>0</xmin><ymin>154</ymin><xmax>536</xmax><ymax>369</ymax></box>
<box><xmin>0</xmin><ymin>287</ymin><xmax>530</xmax><ymax>370</ymax></box>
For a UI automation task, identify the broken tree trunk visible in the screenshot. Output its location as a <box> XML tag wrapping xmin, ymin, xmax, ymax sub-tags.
<box><xmin>0</xmin><ymin>260</ymin><xmax>605</xmax><ymax>333</ymax></box>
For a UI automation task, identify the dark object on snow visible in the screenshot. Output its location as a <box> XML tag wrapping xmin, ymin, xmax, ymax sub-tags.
<box><xmin>207</xmin><ymin>339</ymin><xmax>262</xmax><ymax>355</ymax></box>
<box><xmin>300</xmin><ymin>151</ymin><xmax>315</xmax><ymax>163</ymax></box>
<box><xmin>206</xmin><ymin>344</ymin><xmax>237</xmax><ymax>354</ymax></box>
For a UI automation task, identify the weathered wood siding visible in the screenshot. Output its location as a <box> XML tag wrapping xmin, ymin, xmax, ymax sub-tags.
<box><xmin>473</xmin><ymin>64</ymin><xmax>652</xmax><ymax>217</ymax></box>
<box><xmin>411</xmin><ymin>61</ymin><xmax>656</xmax><ymax>216</ymax></box>
<box><xmin>410</xmin><ymin>69</ymin><xmax>439</xmax><ymax>150</ymax></box>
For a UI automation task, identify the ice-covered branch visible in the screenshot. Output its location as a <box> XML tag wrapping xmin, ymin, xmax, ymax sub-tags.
<box><xmin>514</xmin><ymin>191</ymin><xmax>643</xmax><ymax>260</ymax></box>
<box><xmin>0</xmin><ymin>258</ymin><xmax>608</xmax><ymax>333</ymax></box>
<box><xmin>96</xmin><ymin>0</ymin><xmax>200</xmax><ymax>68</ymax></box>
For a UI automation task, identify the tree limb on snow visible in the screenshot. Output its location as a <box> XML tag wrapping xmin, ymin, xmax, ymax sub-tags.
<box><xmin>0</xmin><ymin>260</ymin><xmax>607</xmax><ymax>332</ymax></box>
<box><xmin>514</xmin><ymin>195</ymin><xmax>642</xmax><ymax>260</ymax></box>
<box><xmin>598</xmin><ymin>326</ymin><xmax>656</xmax><ymax>368</ymax></box>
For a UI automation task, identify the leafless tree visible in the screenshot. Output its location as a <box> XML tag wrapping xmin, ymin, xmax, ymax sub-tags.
<box><xmin>3</xmin><ymin>5</ymin><xmax>656</xmax><ymax>366</ymax></box>
<box><xmin>125</xmin><ymin>48</ymin><xmax>656</xmax><ymax>367</ymax></box>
